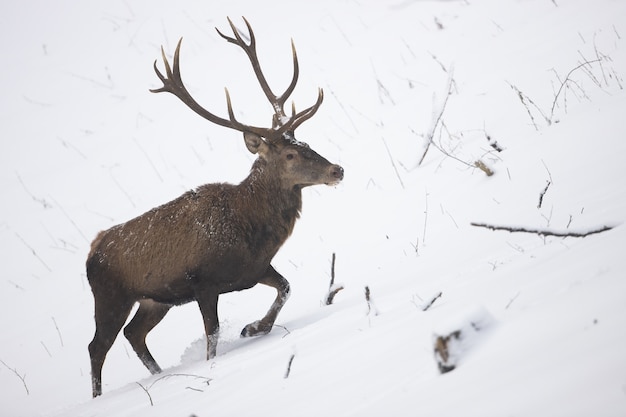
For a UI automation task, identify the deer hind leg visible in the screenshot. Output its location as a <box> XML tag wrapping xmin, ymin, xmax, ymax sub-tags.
<box><xmin>123</xmin><ymin>299</ymin><xmax>171</xmax><ymax>375</ymax></box>
<box><xmin>196</xmin><ymin>290</ymin><xmax>220</xmax><ymax>360</ymax></box>
<box><xmin>88</xmin><ymin>291</ymin><xmax>134</xmax><ymax>397</ymax></box>
<box><xmin>241</xmin><ymin>266</ymin><xmax>291</xmax><ymax>337</ymax></box>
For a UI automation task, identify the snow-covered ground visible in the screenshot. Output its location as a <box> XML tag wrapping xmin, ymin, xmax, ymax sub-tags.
<box><xmin>2</xmin><ymin>0</ymin><xmax>626</xmax><ymax>416</ymax></box>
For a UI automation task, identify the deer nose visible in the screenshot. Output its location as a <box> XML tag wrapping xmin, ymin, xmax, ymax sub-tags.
<box><xmin>331</xmin><ymin>165</ymin><xmax>344</xmax><ymax>181</ymax></box>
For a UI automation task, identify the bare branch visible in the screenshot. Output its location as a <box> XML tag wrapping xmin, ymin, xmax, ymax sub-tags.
<box><xmin>471</xmin><ymin>222</ymin><xmax>614</xmax><ymax>238</ymax></box>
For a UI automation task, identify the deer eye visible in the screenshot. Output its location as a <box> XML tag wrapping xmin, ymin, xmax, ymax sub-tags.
<box><xmin>286</xmin><ymin>152</ymin><xmax>296</xmax><ymax>160</ymax></box>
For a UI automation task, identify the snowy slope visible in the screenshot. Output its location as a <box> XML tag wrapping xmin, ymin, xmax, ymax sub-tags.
<box><xmin>1</xmin><ymin>0</ymin><xmax>626</xmax><ymax>416</ymax></box>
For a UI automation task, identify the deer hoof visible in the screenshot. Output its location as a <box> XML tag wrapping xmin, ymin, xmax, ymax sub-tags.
<box><xmin>241</xmin><ymin>320</ymin><xmax>272</xmax><ymax>338</ymax></box>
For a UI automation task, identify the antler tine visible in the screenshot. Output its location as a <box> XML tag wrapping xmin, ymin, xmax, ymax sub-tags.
<box><xmin>278</xmin><ymin>88</ymin><xmax>324</xmax><ymax>135</ymax></box>
<box><xmin>279</xmin><ymin>39</ymin><xmax>299</xmax><ymax>107</ymax></box>
<box><xmin>150</xmin><ymin>42</ymin><xmax>179</xmax><ymax>94</ymax></box>
<box><xmin>151</xmin><ymin>38</ymin><xmax>272</xmax><ymax>138</ymax></box>
<box><xmin>216</xmin><ymin>17</ymin><xmax>303</xmax><ymax>127</ymax></box>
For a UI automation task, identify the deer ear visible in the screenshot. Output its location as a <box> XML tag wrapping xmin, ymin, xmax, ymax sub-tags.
<box><xmin>243</xmin><ymin>132</ymin><xmax>269</xmax><ymax>154</ymax></box>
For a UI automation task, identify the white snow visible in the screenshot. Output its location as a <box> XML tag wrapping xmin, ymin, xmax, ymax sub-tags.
<box><xmin>2</xmin><ymin>0</ymin><xmax>626</xmax><ymax>416</ymax></box>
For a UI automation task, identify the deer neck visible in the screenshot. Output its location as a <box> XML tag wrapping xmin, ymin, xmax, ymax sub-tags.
<box><xmin>241</xmin><ymin>159</ymin><xmax>302</xmax><ymax>227</ymax></box>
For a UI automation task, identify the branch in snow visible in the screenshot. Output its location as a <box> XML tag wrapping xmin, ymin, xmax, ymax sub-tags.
<box><xmin>538</xmin><ymin>160</ymin><xmax>554</xmax><ymax>209</ymax></box>
<box><xmin>325</xmin><ymin>252</ymin><xmax>344</xmax><ymax>305</ymax></box>
<box><xmin>470</xmin><ymin>222</ymin><xmax>615</xmax><ymax>238</ymax></box>
<box><xmin>365</xmin><ymin>286</ymin><xmax>379</xmax><ymax>316</ymax></box>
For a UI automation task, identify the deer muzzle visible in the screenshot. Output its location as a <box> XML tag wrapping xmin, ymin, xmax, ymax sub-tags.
<box><xmin>326</xmin><ymin>164</ymin><xmax>344</xmax><ymax>186</ymax></box>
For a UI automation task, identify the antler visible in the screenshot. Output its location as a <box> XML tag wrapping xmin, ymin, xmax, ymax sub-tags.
<box><xmin>151</xmin><ymin>17</ymin><xmax>323</xmax><ymax>140</ymax></box>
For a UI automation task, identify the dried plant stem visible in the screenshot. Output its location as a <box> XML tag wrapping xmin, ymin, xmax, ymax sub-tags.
<box><xmin>550</xmin><ymin>59</ymin><xmax>602</xmax><ymax>120</ymax></box>
<box><xmin>507</xmin><ymin>82</ymin><xmax>550</xmax><ymax>129</ymax></box>
<box><xmin>474</xmin><ymin>160</ymin><xmax>494</xmax><ymax>176</ymax></box>
<box><xmin>537</xmin><ymin>181</ymin><xmax>551</xmax><ymax>209</ymax></box>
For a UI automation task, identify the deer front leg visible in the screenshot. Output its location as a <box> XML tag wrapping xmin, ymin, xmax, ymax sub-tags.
<box><xmin>241</xmin><ymin>266</ymin><xmax>290</xmax><ymax>337</ymax></box>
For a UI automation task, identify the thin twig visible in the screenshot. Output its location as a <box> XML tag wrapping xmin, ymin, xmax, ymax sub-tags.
<box><xmin>274</xmin><ymin>324</ymin><xmax>291</xmax><ymax>338</ymax></box>
<box><xmin>15</xmin><ymin>232</ymin><xmax>51</xmax><ymax>272</ymax></box>
<box><xmin>16</xmin><ymin>172</ymin><xmax>51</xmax><ymax>209</ymax></box>
<box><xmin>136</xmin><ymin>382</ymin><xmax>154</xmax><ymax>406</ymax></box>
<box><xmin>40</xmin><ymin>341</ymin><xmax>52</xmax><ymax>357</ymax></box>
<box><xmin>0</xmin><ymin>359</ymin><xmax>29</xmax><ymax>395</ymax></box>
<box><xmin>418</xmin><ymin>73</ymin><xmax>453</xmax><ymax>166</ymax></box>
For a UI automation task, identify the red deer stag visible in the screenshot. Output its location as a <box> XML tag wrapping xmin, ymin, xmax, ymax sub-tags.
<box><xmin>87</xmin><ymin>17</ymin><xmax>343</xmax><ymax>397</ymax></box>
